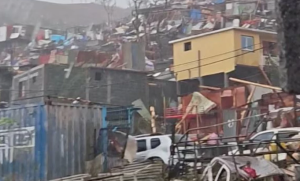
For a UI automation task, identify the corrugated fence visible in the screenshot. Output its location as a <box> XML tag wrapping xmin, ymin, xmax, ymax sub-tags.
<box><xmin>0</xmin><ymin>104</ymin><xmax>104</xmax><ymax>181</ymax></box>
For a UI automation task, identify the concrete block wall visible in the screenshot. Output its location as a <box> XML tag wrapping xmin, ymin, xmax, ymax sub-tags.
<box><xmin>44</xmin><ymin>64</ymin><xmax>87</xmax><ymax>100</ymax></box>
<box><xmin>11</xmin><ymin>65</ymin><xmax>45</xmax><ymax>105</ymax></box>
<box><xmin>88</xmin><ymin>68</ymin><xmax>149</xmax><ymax>106</ymax></box>
<box><xmin>12</xmin><ymin>64</ymin><xmax>150</xmax><ymax>107</ymax></box>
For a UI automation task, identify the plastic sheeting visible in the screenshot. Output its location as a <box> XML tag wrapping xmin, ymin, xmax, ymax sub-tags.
<box><xmin>186</xmin><ymin>92</ymin><xmax>217</xmax><ymax>114</ymax></box>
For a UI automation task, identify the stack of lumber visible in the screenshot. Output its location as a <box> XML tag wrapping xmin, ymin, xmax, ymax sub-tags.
<box><xmin>50</xmin><ymin>161</ymin><xmax>164</xmax><ymax>181</ymax></box>
<box><xmin>97</xmin><ymin>161</ymin><xmax>164</xmax><ymax>181</ymax></box>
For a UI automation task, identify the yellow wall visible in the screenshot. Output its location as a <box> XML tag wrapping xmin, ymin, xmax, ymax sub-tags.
<box><xmin>173</xmin><ymin>30</ymin><xmax>236</xmax><ymax>81</ymax></box>
<box><xmin>172</xmin><ymin>29</ymin><xmax>276</xmax><ymax>81</ymax></box>
<box><xmin>233</xmin><ymin>30</ymin><xmax>261</xmax><ymax>66</ymax></box>
<box><xmin>233</xmin><ymin>30</ymin><xmax>276</xmax><ymax>66</ymax></box>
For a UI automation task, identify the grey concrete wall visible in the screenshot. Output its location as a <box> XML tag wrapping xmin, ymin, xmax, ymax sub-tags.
<box><xmin>44</xmin><ymin>64</ymin><xmax>87</xmax><ymax>100</ymax></box>
<box><xmin>12</xmin><ymin>64</ymin><xmax>149</xmax><ymax>107</ymax></box>
<box><xmin>88</xmin><ymin>67</ymin><xmax>149</xmax><ymax>106</ymax></box>
<box><xmin>11</xmin><ymin>64</ymin><xmax>45</xmax><ymax>105</ymax></box>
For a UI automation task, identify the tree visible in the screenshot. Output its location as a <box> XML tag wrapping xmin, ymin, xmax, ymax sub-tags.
<box><xmin>127</xmin><ymin>0</ymin><xmax>133</xmax><ymax>8</ymax></box>
<box><xmin>276</xmin><ymin>0</ymin><xmax>300</xmax><ymax>93</ymax></box>
<box><xmin>96</xmin><ymin>0</ymin><xmax>116</xmax><ymax>28</ymax></box>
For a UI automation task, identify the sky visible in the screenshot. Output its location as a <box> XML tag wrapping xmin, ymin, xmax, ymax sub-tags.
<box><xmin>38</xmin><ymin>0</ymin><xmax>128</xmax><ymax>8</ymax></box>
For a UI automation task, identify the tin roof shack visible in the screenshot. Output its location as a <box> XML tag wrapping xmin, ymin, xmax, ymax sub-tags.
<box><xmin>11</xmin><ymin>64</ymin><xmax>149</xmax><ymax>106</ymax></box>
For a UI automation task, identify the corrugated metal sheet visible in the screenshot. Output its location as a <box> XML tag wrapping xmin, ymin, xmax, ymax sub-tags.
<box><xmin>0</xmin><ymin>104</ymin><xmax>44</xmax><ymax>181</ymax></box>
<box><xmin>0</xmin><ymin>104</ymin><xmax>104</xmax><ymax>181</ymax></box>
<box><xmin>46</xmin><ymin>104</ymin><xmax>103</xmax><ymax>180</ymax></box>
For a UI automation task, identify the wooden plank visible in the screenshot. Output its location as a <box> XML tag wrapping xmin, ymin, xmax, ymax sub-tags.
<box><xmin>199</xmin><ymin>85</ymin><xmax>221</xmax><ymax>90</ymax></box>
<box><xmin>229</xmin><ymin>77</ymin><xmax>282</xmax><ymax>91</ymax></box>
<box><xmin>50</xmin><ymin>174</ymin><xmax>91</xmax><ymax>181</ymax></box>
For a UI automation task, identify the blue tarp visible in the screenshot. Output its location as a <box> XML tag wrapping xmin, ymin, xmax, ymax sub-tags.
<box><xmin>190</xmin><ymin>9</ymin><xmax>202</xmax><ymax>20</ymax></box>
<box><xmin>214</xmin><ymin>0</ymin><xmax>225</xmax><ymax>4</ymax></box>
<box><xmin>50</xmin><ymin>35</ymin><xmax>65</xmax><ymax>43</ymax></box>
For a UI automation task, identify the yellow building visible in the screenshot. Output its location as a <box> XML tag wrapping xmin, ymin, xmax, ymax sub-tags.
<box><xmin>169</xmin><ymin>27</ymin><xmax>277</xmax><ymax>81</ymax></box>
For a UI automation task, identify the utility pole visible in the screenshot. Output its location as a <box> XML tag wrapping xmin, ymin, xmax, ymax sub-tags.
<box><xmin>85</xmin><ymin>68</ymin><xmax>90</xmax><ymax>101</ymax></box>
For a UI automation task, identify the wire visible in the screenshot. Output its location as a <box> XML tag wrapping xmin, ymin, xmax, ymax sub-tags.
<box><xmin>155</xmin><ymin>46</ymin><xmax>264</xmax><ymax>78</ymax></box>
<box><xmin>6</xmin><ymin>77</ymin><xmax>148</xmax><ymax>93</ymax></box>
<box><xmin>5</xmin><ymin>45</ymin><xmax>273</xmax><ymax>96</ymax></box>
<box><xmin>7</xmin><ymin>66</ymin><xmax>277</xmax><ymax>104</ymax></box>
<box><xmin>11</xmin><ymin>95</ymin><xmax>130</xmax><ymax>108</ymax></box>
<box><xmin>3</xmin><ymin>49</ymin><xmax>276</xmax><ymax>95</ymax></box>
<box><xmin>5</xmin><ymin>62</ymin><xmax>273</xmax><ymax>94</ymax></box>
<box><xmin>154</xmin><ymin>42</ymin><xmax>263</xmax><ymax>72</ymax></box>
<box><xmin>5</xmin><ymin>42</ymin><xmax>265</xmax><ymax>96</ymax></box>
<box><xmin>3</xmin><ymin>42</ymin><xmax>262</xmax><ymax>71</ymax></box>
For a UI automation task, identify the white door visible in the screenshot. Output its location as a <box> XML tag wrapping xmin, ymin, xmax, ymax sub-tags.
<box><xmin>135</xmin><ymin>139</ymin><xmax>148</xmax><ymax>162</ymax></box>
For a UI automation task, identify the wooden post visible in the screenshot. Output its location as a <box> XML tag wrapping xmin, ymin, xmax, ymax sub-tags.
<box><xmin>163</xmin><ymin>97</ymin><xmax>166</xmax><ymax>124</ymax></box>
<box><xmin>240</xmin><ymin>86</ymin><xmax>256</xmax><ymax>120</ymax></box>
<box><xmin>198</xmin><ymin>51</ymin><xmax>203</xmax><ymax>85</ymax></box>
<box><xmin>196</xmin><ymin>106</ymin><xmax>200</xmax><ymax>135</ymax></box>
<box><xmin>150</xmin><ymin>106</ymin><xmax>156</xmax><ymax>133</ymax></box>
<box><xmin>175</xmin><ymin>73</ymin><xmax>179</xmax><ymax>95</ymax></box>
<box><xmin>199</xmin><ymin>85</ymin><xmax>221</xmax><ymax>90</ymax></box>
<box><xmin>224</xmin><ymin>73</ymin><xmax>229</xmax><ymax>87</ymax></box>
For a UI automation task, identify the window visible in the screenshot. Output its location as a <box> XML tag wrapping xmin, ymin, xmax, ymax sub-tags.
<box><xmin>277</xmin><ymin>132</ymin><xmax>299</xmax><ymax>140</ymax></box>
<box><xmin>184</xmin><ymin>42</ymin><xmax>191</xmax><ymax>51</ymax></box>
<box><xmin>252</xmin><ymin>132</ymin><xmax>274</xmax><ymax>141</ymax></box>
<box><xmin>150</xmin><ymin>138</ymin><xmax>161</xmax><ymax>149</ymax></box>
<box><xmin>32</xmin><ymin>76</ymin><xmax>37</xmax><ymax>83</ymax></box>
<box><xmin>137</xmin><ymin>140</ymin><xmax>147</xmax><ymax>152</ymax></box>
<box><xmin>241</xmin><ymin>36</ymin><xmax>254</xmax><ymax>51</ymax></box>
<box><xmin>18</xmin><ymin>81</ymin><xmax>25</xmax><ymax>98</ymax></box>
<box><xmin>95</xmin><ymin>72</ymin><xmax>102</xmax><ymax>81</ymax></box>
<box><xmin>262</xmin><ymin>41</ymin><xmax>278</xmax><ymax>56</ymax></box>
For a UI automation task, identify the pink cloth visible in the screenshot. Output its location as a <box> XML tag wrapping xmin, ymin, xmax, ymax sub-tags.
<box><xmin>207</xmin><ymin>133</ymin><xmax>219</xmax><ymax>145</ymax></box>
<box><xmin>243</xmin><ymin>166</ymin><xmax>257</xmax><ymax>178</ymax></box>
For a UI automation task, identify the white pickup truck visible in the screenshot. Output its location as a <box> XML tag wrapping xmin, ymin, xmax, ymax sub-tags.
<box><xmin>228</xmin><ymin>127</ymin><xmax>300</xmax><ymax>161</ymax></box>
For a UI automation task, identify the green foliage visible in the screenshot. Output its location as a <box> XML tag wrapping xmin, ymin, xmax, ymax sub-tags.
<box><xmin>0</xmin><ymin>118</ymin><xmax>16</xmax><ymax>126</ymax></box>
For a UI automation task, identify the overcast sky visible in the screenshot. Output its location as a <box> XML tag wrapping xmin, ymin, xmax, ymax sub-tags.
<box><xmin>38</xmin><ymin>0</ymin><xmax>128</xmax><ymax>8</ymax></box>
